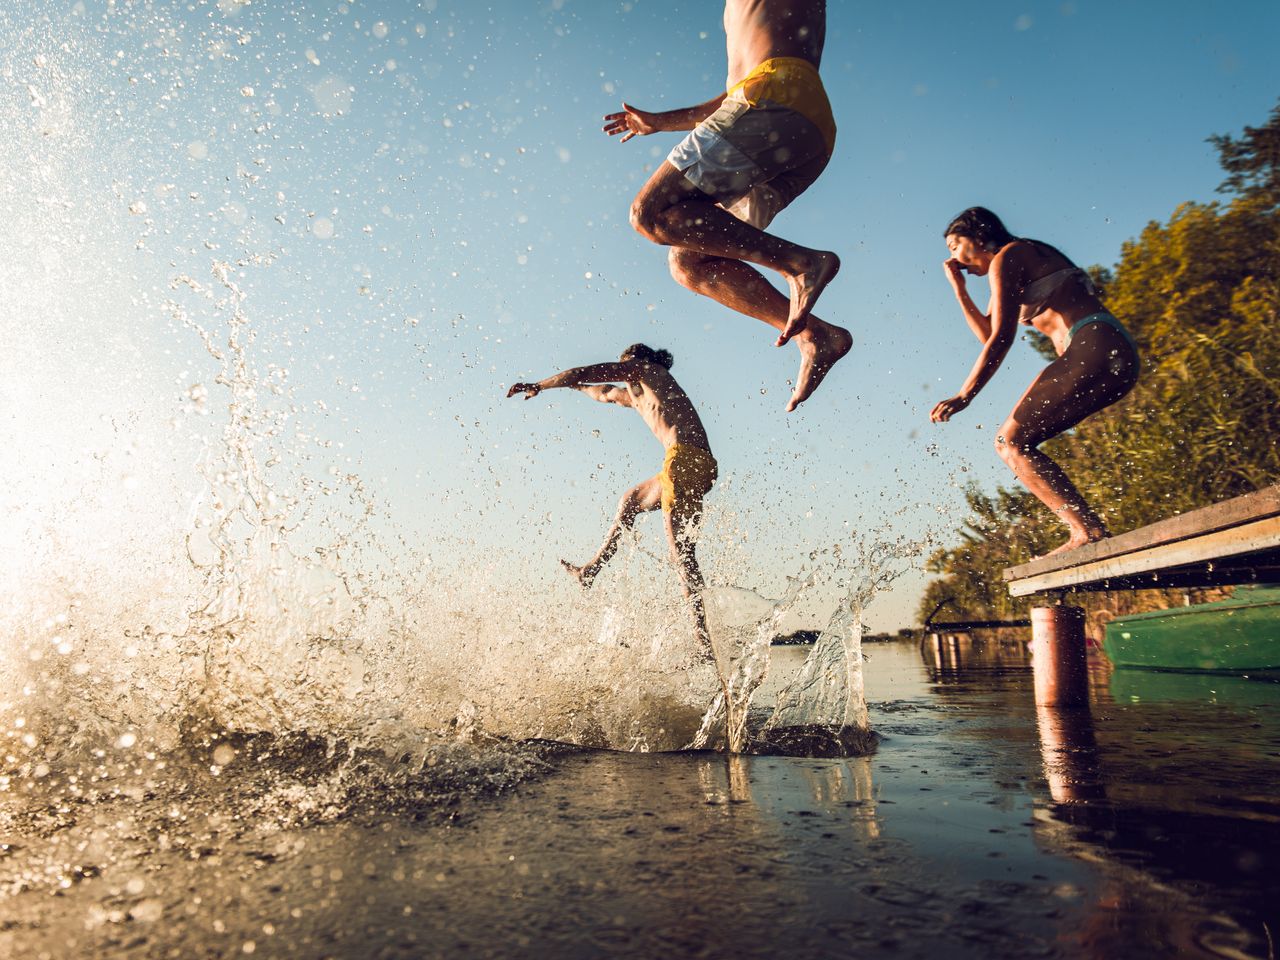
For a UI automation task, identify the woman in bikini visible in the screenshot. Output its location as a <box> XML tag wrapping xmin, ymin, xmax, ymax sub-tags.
<box><xmin>930</xmin><ymin>207</ymin><xmax>1140</xmax><ymax>556</ymax></box>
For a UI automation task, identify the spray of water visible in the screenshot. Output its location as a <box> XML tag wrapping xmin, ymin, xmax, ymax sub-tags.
<box><xmin>761</xmin><ymin>534</ymin><xmax>925</xmax><ymax>754</ymax></box>
<box><xmin>0</xmin><ymin>3</ymin><xmax>961</xmax><ymax>845</ymax></box>
<box><xmin>687</xmin><ymin>529</ymin><xmax>930</xmax><ymax>755</ymax></box>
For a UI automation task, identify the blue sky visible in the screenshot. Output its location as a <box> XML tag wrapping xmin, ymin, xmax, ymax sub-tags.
<box><xmin>4</xmin><ymin>0</ymin><xmax>1278</xmax><ymax>631</ymax></box>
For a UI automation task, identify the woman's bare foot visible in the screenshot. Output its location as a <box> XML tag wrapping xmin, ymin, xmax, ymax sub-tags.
<box><xmin>778</xmin><ymin>250</ymin><xmax>841</xmax><ymax>346</ymax></box>
<box><xmin>786</xmin><ymin>320</ymin><xmax>852</xmax><ymax>412</ymax></box>
<box><xmin>560</xmin><ymin>559</ymin><xmax>597</xmax><ymax>588</ymax></box>
<box><xmin>1040</xmin><ymin>527</ymin><xmax>1108</xmax><ymax>559</ymax></box>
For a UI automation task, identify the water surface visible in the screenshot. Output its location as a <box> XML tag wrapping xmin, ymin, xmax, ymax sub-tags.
<box><xmin>4</xmin><ymin>639</ymin><xmax>1278</xmax><ymax>959</ymax></box>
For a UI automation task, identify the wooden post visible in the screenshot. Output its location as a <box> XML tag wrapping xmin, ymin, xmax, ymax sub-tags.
<box><xmin>1030</xmin><ymin>605</ymin><xmax>1087</xmax><ymax>707</ymax></box>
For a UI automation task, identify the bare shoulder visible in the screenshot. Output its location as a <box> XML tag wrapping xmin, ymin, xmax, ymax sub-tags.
<box><xmin>993</xmin><ymin>239</ymin><xmax>1031</xmax><ymax>267</ymax></box>
<box><xmin>991</xmin><ymin>241</ymin><xmax>1036</xmax><ymax>285</ymax></box>
<box><xmin>985</xmin><ymin>247</ymin><xmax>1031</xmax><ymax>314</ymax></box>
<box><xmin>634</xmin><ymin>360</ymin><xmax>688</xmax><ymax>397</ymax></box>
<box><xmin>618</xmin><ymin>357</ymin><xmax>650</xmax><ymax>385</ymax></box>
<box><xmin>647</xmin><ymin>359</ymin><xmax>684</xmax><ymax>382</ymax></box>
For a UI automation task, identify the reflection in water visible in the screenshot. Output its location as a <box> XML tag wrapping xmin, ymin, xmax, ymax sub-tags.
<box><xmin>1035</xmin><ymin>704</ymin><xmax>1106</xmax><ymax>804</ymax></box>
<box><xmin>922</xmin><ymin>630</ymin><xmax>1032</xmax><ymax>682</ymax></box>
<box><xmin>1110</xmin><ymin>668</ymin><xmax>1280</xmax><ymax>713</ymax></box>
<box><xmin>698</xmin><ymin>753</ymin><xmax>755</xmax><ymax>805</ymax></box>
<box><xmin>695</xmin><ymin>753</ymin><xmax>880</xmax><ymax>841</ymax></box>
<box><xmin>1031</xmin><ymin>701</ymin><xmax>1270</xmax><ymax>958</ymax></box>
<box><xmin>922</xmin><ymin>635</ymin><xmax>1280</xmax><ymax>958</ymax></box>
<box><xmin>803</xmin><ymin>757</ymin><xmax>881</xmax><ymax>841</ymax></box>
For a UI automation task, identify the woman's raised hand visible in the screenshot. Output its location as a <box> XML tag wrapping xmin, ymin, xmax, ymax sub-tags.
<box><xmin>930</xmin><ymin>393</ymin><xmax>971</xmax><ymax>423</ymax></box>
<box><xmin>943</xmin><ymin>258</ymin><xmax>968</xmax><ymax>288</ymax></box>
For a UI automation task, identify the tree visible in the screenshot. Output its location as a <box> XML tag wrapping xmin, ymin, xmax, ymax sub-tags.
<box><xmin>1210</xmin><ymin>97</ymin><xmax>1280</xmax><ymax>207</ymax></box>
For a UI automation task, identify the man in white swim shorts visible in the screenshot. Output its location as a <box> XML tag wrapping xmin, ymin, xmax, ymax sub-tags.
<box><xmin>604</xmin><ymin>0</ymin><xmax>850</xmax><ymax>413</ymax></box>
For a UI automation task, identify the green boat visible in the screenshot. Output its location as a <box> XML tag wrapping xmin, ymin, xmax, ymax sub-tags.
<box><xmin>1104</xmin><ymin>584</ymin><xmax>1280</xmax><ymax>673</ymax></box>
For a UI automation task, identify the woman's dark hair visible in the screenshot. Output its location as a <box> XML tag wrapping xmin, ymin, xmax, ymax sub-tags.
<box><xmin>944</xmin><ymin>206</ymin><xmax>1018</xmax><ymax>252</ymax></box>
<box><xmin>621</xmin><ymin>343</ymin><xmax>674</xmax><ymax>369</ymax></box>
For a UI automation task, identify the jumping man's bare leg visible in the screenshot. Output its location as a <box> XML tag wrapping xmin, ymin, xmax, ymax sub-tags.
<box><xmin>632</xmin><ymin>163</ymin><xmax>839</xmax><ymax>343</ymax></box>
<box><xmin>664</xmin><ymin>502</ymin><xmax>712</xmax><ymax>658</ymax></box>
<box><xmin>669</xmin><ymin>249</ymin><xmax>850</xmax><ymax>412</ymax></box>
<box><xmin>562</xmin><ymin>476</ymin><xmax>662</xmax><ymax>587</ymax></box>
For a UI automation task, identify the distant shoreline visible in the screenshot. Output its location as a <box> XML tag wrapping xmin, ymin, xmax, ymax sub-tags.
<box><xmin>771</xmin><ymin>630</ymin><xmax>917</xmax><ymax>646</ymax></box>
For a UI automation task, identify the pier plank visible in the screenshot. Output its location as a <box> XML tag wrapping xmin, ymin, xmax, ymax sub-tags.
<box><xmin>1004</xmin><ymin>483</ymin><xmax>1280</xmax><ymax>596</ymax></box>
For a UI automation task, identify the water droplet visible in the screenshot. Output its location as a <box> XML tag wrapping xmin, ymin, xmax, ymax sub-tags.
<box><xmin>212</xmin><ymin>744</ymin><xmax>237</xmax><ymax>766</ymax></box>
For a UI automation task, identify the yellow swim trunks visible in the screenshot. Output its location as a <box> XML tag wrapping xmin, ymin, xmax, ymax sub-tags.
<box><xmin>727</xmin><ymin>57</ymin><xmax>836</xmax><ymax>153</ymax></box>
<box><xmin>660</xmin><ymin>444</ymin><xmax>718</xmax><ymax>515</ymax></box>
<box><xmin>668</xmin><ymin>57</ymin><xmax>836</xmax><ymax>229</ymax></box>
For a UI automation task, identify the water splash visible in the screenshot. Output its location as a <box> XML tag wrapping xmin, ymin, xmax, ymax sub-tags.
<box><xmin>688</xmin><ymin>578</ymin><xmax>812</xmax><ymax>752</ymax></box>
<box><xmin>3</xmin><ymin>247</ymin><xmax>722</xmax><ymax>831</ymax></box>
<box><xmin>690</xmin><ymin>532</ymin><xmax>929</xmax><ymax>756</ymax></box>
<box><xmin>0</xmin><ymin>0</ymin><xmax>951</xmax><ymax>820</ymax></box>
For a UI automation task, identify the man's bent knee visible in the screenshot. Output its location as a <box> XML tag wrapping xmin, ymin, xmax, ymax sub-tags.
<box><xmin>668</xmin><ymin>248</ymin><xmax>714</xmax><ymax>288</ymax></box>
<box><xmin>618</xmin><ymin>494</ymin><xmax>645</xmax><ymax>524</ymax></box>
<box><xmin>629</xmin><ymin>196</ymin><xmax>665</xmax><ymax>243</ymax></box>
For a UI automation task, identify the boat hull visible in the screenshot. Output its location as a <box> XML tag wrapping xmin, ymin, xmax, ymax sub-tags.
<box><xmin>1103</xmin><ymin>586</ymin><xmax>1280</xmax><ymax>673</ymax></box>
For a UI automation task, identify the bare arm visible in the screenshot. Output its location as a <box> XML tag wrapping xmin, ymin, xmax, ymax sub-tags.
<box><xmin>603</xmin><ymin>93</ymin><xmax>728</xmax><ymax>141</ymax></box>
<box><xmin>573</xmin><ymin>383</ymin><xmax>633</xmax><ymax>407</ymax></box>
<box><xmin>943</xmin><ymin>259</ymin><xmax>993</xmax><ymax>342</ymax></box>
<box><xmin>506</xmin><ymin>362</ymin><xmax>638</xmax><ymax>399</ymax></box>
<box><xmin>931</xmin><ymin>256</ymin><xmax>1020</xmax><ymax>423</ymax></box>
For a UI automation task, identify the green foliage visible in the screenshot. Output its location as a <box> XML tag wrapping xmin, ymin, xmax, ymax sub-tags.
<box><xmin>919</xmin><ymin>484</ymin><xmax>1051</xmax><ymax>622</ymax></box>
<box><xmin>919</xmin><ymin>104</ymin><xmax>1280</xmax><ymax>625</ymax></box>
<box><xmin>1210</xmin><ymin>97</ymin><xmax>1280</xmax><ymax>207</ymax></box>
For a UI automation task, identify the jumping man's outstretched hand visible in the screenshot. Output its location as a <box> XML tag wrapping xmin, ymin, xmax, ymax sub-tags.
<box><xmin>930</xmin><ymin>394</ymin><xmax>971</xmax><ymax>423</ymax></box>
<box><xmin>603</xmin><ymin>103</ymin><xmax>660</xmax><ymax>142</ymax></box>
<box><xmin>507</xmin><ymin>382</ymin><xmax>542</xmax><ymax>400</ymax></box>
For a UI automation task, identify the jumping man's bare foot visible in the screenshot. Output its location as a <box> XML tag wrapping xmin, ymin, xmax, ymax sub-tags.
<box><xmin>778</xmin><ymin>250</ymin><xmax>841</xmax><ymax>346</ymax></box>
<box><xmin>786</xmin><ymin>320</ymin><xmax>852</xmax><ymax>412</ymax></box>
<box><xmin>560</xmin><ymin>559</ymin><xmax>597</xmax><ymax>588</ymax></box>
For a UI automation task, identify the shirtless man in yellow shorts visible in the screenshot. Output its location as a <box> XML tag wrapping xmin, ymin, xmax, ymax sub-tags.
<box><xmin>507</xmin><ymin>344</ymin><xmax>717</xmax><ymax>652</ymax></box>
<box><xmin>604</xmin><ymin>0</ymin><xmax>849</xmax><ymax>413</ymax></box>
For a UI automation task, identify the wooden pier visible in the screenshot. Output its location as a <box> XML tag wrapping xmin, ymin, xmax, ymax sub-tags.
<box><xmin>1003</xmin><ymin>483</ymin><xmax>1280</xmax><ymax>598</ymax></box>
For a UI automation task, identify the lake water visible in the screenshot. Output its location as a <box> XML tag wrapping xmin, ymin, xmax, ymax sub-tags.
<box><xmin>4</xmin><ymin>638</ymin><xmax>1277</xmax><ymax>959</ymax></box>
